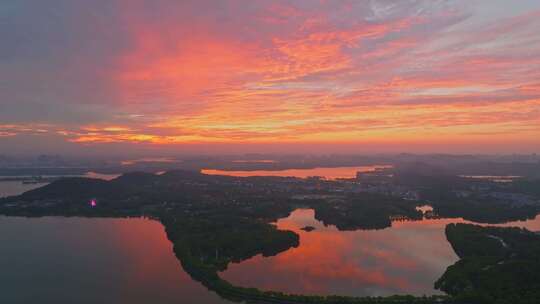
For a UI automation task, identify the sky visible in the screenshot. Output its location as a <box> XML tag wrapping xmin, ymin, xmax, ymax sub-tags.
<box><xmin>1</xmin><ymin>0</ymin><xmax>539</xmax><ymax>155</ymax></box>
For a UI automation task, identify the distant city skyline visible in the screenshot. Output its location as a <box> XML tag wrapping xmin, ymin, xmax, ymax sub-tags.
<box><xmin>1</xmin><ymin>0</ymin><xmax>539</xmax><ymax>155</ymax></box>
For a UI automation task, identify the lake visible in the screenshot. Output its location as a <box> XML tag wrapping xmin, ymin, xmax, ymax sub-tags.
<box><xmin>0</xmin><ymin>172</ymin><xmax>119</xmax><ymax>198</ymax></box>
<box><xmin>0</xmin><ymin>176</ymin><xmax>229</xmax><ymax>304</ymax></box>
<box><xmin>0</xmin><ymin>181</ymin><xmax>48</xmax><ymax>198</ymax></box>
<box><xmin>2</xmin><ymin>209</ymin><xmax>539</xmax><ymax>303</ymax></box>
<box><xmin>202</xmin><ymin>165</ymin><xmax>392</xmax><ymax>180</ymax></box>
<box><xmin>221</xmin><ymin>209</ymin><xmax>540</xmax><ymax>297</ymax></box>
<box><xmin>1</xmin><ymin>179</ymin><xmax>539</xmax><ymax>303</ymax></box>
<box><xmin>0</xmin><ymin>216</ymin><xmax>231</xmax><ymax>304</ymax></box>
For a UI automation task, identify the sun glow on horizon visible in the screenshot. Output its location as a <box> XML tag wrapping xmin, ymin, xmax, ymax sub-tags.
<box><xmin>1</xmin><ymin>1</ymin><xmax>539</xmax><ymax>154</ymax></box>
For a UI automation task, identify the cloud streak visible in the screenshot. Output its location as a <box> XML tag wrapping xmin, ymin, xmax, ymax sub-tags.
<box><xmin>1</xmin><ymin>0</ymin><xmax>539</xmax><ymax>153</ymax></box>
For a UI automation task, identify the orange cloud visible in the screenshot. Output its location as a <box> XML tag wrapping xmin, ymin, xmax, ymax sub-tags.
<box><xmin>3</xmin><ymin>2</ymin><xmax>539</xmax><ymax>153</ymax></box>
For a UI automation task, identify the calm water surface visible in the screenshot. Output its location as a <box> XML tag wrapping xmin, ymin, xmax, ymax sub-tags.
<box><xmin>202</xmin><ymin>165</ymin><xmax>391</xmax><ymax>180</ymax></box>
<box><xmin>0</xmin><ymin>216</ymin><xmax>231</xmax><ymax>304</ymax></box>
<box><xmin>0</xmin><ymin>181</ymin><xmax>48</xmax><ymax>198</ymax></box>
<box><xmin>0</xmin><ymin>172</ymin><xmax>118</xmax><ymax>198</ymax></box>
<box><xmin>222</xmin><ymin>209</ymin><xmax>540</xmax><ymax>297</ymax></box>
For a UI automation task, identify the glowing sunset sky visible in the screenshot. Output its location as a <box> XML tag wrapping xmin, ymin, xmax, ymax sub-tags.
<box><xmin>1</xmin><ymin>0</ymin><xmax>539</xmax><ymax>154</ymax></box>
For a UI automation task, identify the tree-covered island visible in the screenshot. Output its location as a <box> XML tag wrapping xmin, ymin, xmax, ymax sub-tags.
<box><xmin>1</xmin><ymin>169</ymin><xmax>539</xmax><ymax>303</ymax></box>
